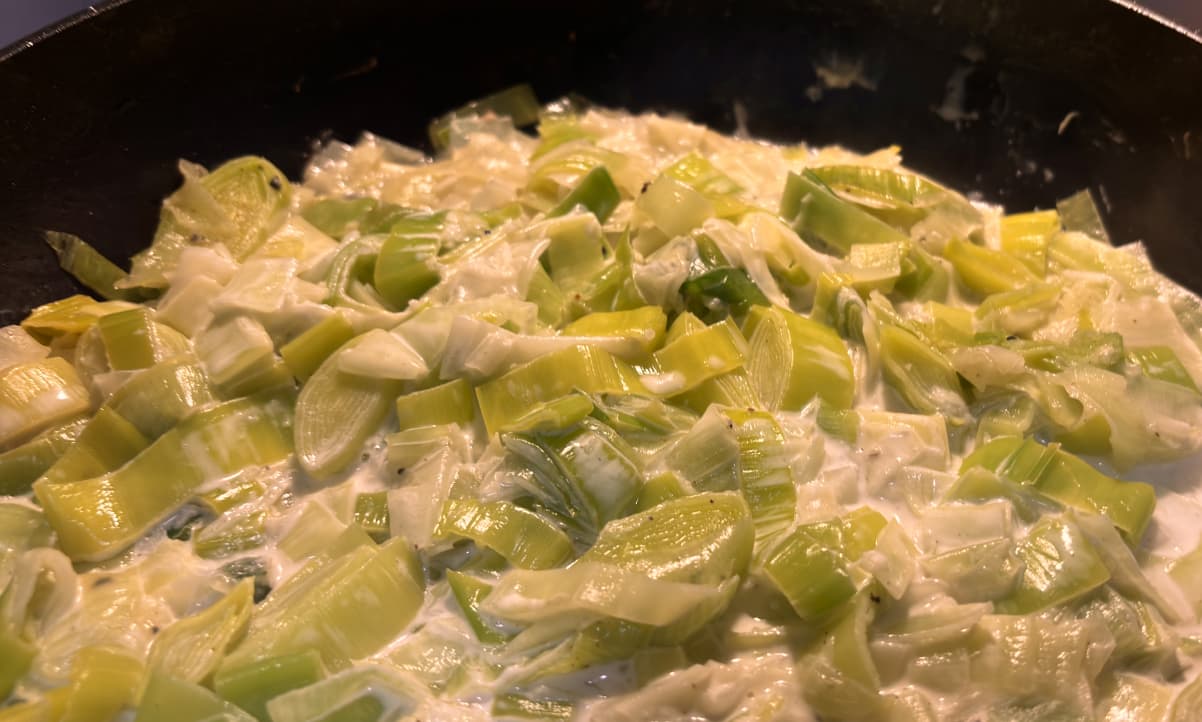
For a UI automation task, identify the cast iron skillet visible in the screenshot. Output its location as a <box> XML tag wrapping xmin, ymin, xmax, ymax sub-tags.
<box><xmin>1</xmin><ymin>0</ymin><xmax>1200</xmax><ymax>326</ymax></box>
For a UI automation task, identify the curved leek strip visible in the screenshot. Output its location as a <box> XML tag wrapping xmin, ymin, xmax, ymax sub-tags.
<box><xmin>663</xmin><ymin>152</ymin><xmax>749</xmax><ymax>219</ymax></box>
<box><xmin>373</xmin><ymin>224</ymin><xmax>441</xmax><ymax>309</ymax></box>
<box><xmin>879</xmin><ymin>325</ymin><xmax>969</xmax><ymax>426</ymax></box>
<box><xmin>294</xmin><ymin>335</ymin><xmax>404</xmax><ymax>479</ymax></box>
<box><xmin>809</xmin><ymin>165</ymin><xmax>959</xmax><ymax>224</ymax></box>
<box><xmin>943</xmin><ymin>237</ymin><xmax>1039</xmax><ymax>297</ymax></box>
<box><xmin>649</xmin><ymin>319</ymin><xmax>747</xmax><ymax>395</ymax></box>
<box><xmin>0</xmin><ymin>504</ymin><xmax>52</xmax><ymax>552</ymax></box>
<box><xmin>637</xmin><ymin>175</ymin><xmax>714</xmax><ymax>238</ymax></box>
<box><xmin>127</xmin><ymin>157</ymin><xmax>292</xmax><ymax>288</ymax></box>
<box><xmin>335</xmin><ymin>329</ymin><xmax>428</xmax><ymax>381</ymax></box>
<box><xmin>214</xmin><ymin>650</ymin><xmax>325</xmax><ymax>722</ymax></box>
<box><xmin>265</xmin><ymin>665</ymin><xmax>424</xmax><ymax>722</ymax></box>
<box><xmin>37</xmin><ymin>406</ymin><xmax>149</xmax><ymax>485</ymax></box>
<box><xmin>961</xmin><ymin>436</ymin><xmax>1156</xmax><ymax>541</ymax></box>
<box><xmin>745</xmin><ymin>305</ymin><xmax>855</xmax><ymax>411</ymax></box>
<box><xmin>324</xmin><ymin>237</ymin><xmax>391</xmax><ymax>314</ymax></box>
<box><xmin>562</xmin><ymin>306</ymin><xmax>668</xmax><ymax>357</ymax></box>
<box><xmin>435</xmin><ymin>498</ymin><xmax>573</xmax><ymax>570</ymax></box>
<box><xmin>0</xmin><ymin>415</ymin><xmax>87</xmax><ymax>494</ymax></box>
<box><xmin>134</xmin><ymin>672</ymin><xmax>256</xmax><ymax>722</ymax></box>
<box><xmin>995</xmin><ymin>516</ymin><xmax>1110</xmax><ymax>614</ymax></box>
<box><xmin>34</xmin><ymin>393</ymin><xmax>293</xmax><ymax>561</ymax></box>
<box><xmin>920</xmin><ymin>538</ymin><xmax>1022</xmax><ymax>604</ymax></box>
<box><xmin>148</xmin><ymin>578</ymin><xmax>254</xmax><ymax>684</ymax></box>
<box><xmin>999</xmin><ymin>210</ymin><xmax>1058</xmax><ymax>276</ymax></box>
<box><xmin>482</xmin><ymin>561</ymin><xmax>730</xmax><ymax>627</ymax></box>
<box><xmin>194</xmin><ymin>317</ymin><xmax>275</xmax><ymax>387</ymax></box>
<box><xmin>762</xmin><ymin>508</ymin><xmax>887</xmax><ymax>623</ymax></box>
<box><xmin>44</xmin><ymin>232</ymin><xmax>147</xmax><ymax>302</ymax></box>
<box><xmin>446</xmin><ymin>570</ymin><xmax>511</xmax><ymax>644</ymax></box>
<box><xmin>97</xmin><ymin>307</ymin><xmax>186</xmax><ymax>371</ymax></box>
<box><xmin>476</xmin><ymin>344</ymin><xmax>646</xmax><ymax>435</ymax></box>
<box><xmin>0</xmin><ymin>358</ymin><xmax>91</xmax><ymax>450</ymax></box>
<box><xmin>972</xmin><ymin>613</ymin><xmax>1099</xmax><ymax>713</ymax></box>
<box><xmin>221</xmin><ymin>538</ymin><xmax>423</xmax><ymax>670</ymax></box>
<box><xmin>193</xmin><ymin>509</ymin><xmax>268</xmax><ymax>560</ymax></box>
<box><xmin>581</xmin><ymin>492</ymin><xmax>753</xmax><ymax>585</ymax></box>
<box><xmin>279</xmin><ymin>313</ymin><xmax>356</xmax><ymax>383</ymax></box>
<box><xmin>50</xmin><ymin>646</ymin><xmax>145</xmax><ymax>722</ymax></box>
<box><xmin>1056</xmin><ymin>189</ymin><xmax>1110</xmax><ymax>244</ymax></box>
<box><xmin>548</xmin><ymin>166</ymin><xmax>621</xmax><ymax>222</ymax></box>
<box><xmin>301</xmin><ymin>197</ymin><xmax>378</xmax><ymax>239</ymax></box>
<box><xmin>1128</xmin><ymin>345</ymin><xmax>1200</xmax><ymax>392</ymax></box>
<box><xmin>780</xmin><ymin>170</ymin><xmax>910</xmax><ymax>256</ymax></box>
<box><xmin>20</xmin><ymin>295</ymin><xmax>140</xmax><ymax>340</ymax></box>
<box><xmin>680</xmin><ymin>267</ymin><xmax>770</xmax><ymax>324</ymax></box>
<box><xmin>107</xmin><ymin>357</ymin><xmax>215</xmax><ymax>439</ymax></box>
<box><xmin>394</xmin><ymin>378</ymin><xmax>475</xmax><ymax>432</ymax></box>
<box><xmin>725</xmin><ymin>409</ymin><xmax>797</xmax><ymax>548</ymax></box>
<box><xmin>428</xmin><ymin>83</ymin><xmax>540</xmax><ymax>151</ymax></box>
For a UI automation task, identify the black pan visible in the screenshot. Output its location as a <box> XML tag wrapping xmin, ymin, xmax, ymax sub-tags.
<box><xmin>2</xmin><ymin>0</ymin><xmax>1200</xmax><ymax>326</ymax></box>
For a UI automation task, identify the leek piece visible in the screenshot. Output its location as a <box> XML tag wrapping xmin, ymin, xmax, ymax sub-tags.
<box><xmin>483</xmin><ymin>561</ymin><xmax>734</xmax><ymax>627</ymax></box>
<box><xmin>651</xmin><ymin>319</ymin><xmax>747</xmax><ymax>394</ymax></box>
<box><xmin>664</xmin><ymin>152</ymin><xmax>748</xmax><ymax>218</ymax></box>
<box><xmin>294</xmin><ymin>335</ymin><xmax>404</xmax><ymax>479</ymax></box>
<box><xmin>943</xmin><ymin>237</ymin><xmax>1039</xmax><ymax>296</ymax></box>
<box><xmin>436</xmin><ymin>498</ymin><xmax>573</xmax><ymax>569</ymax></box>
<box><xmin>845</xmin><ymin>241</ymin><xmax>907</xmax><ymax>294</ymax></box>
<box><xmin>780</xmin><ymin>170</ymin><xmax>910</xmax><ymax>255</ymax></box>
<box><xmin>1172</xmin><ymin>673</ymin><xmax>1202</xmax><ymax>721</ymax></box>
<box><xmin>995</xmin><ymin>516</ymin><xmax>1110</xmax><ymax>614</ymax></box>
<box><xmin>829</xmin><ymin>592</ymin><xmax>881</xmax><ymax>690</ymax></box>
<box><xmin>679</xmin><ymin>267</ymin><xmax>771</xmax><ymax>324</ymax></box>
<box><xmin>198</xmin><ymin>475</ymin><xmax>264</xmax><ymax>515</ymax></box>
<box><xmin>301</xmin><ymin>197</ymin><xmax>377</xmax><ymax>239</ymax></box>
<box><xmin>447</xmin><ymin>570</ymin><xmax>512</xmax><ymax>644</ymax></box>
<box><xmin>35</xmin><ymin>393</ymin><xmax>293</xmax><ymax>561</ymax></box>
<box><xmin>666</xmin><ymin>406</ymin><xmax>740</xmax><ymax>492</ymax></box>
<box><xmin>0</xmin><ymin>635</ymin><xmax>34</xmax><ymax>702</ymax></box>
<box><xmin>879</xmin><ymin>325</ymin><xmax>968</xmax><ymax>425</ymax></box>
<box><xmin>726</xmin><ymin>408</ymin><xmax>798</xmax><ymax>547</ymax></box>
<box><xmin>1056</xmin><ymin>189</ymin><xmax>1110</xmax><ymax>244</ymax></box>
<box><xmin>946</xmin><ymin>467</ymin><xmax>1060</xmax><ymax>523</ymax></box>
<box><xmin>44</xmin><ymin>231</ymin><xmax>141</xmax><ymax>301</ymax></box>
<box><xmin>920</xmin><ymin>538</ymin><xmax>1022</xmax><ymax>604</ymax></box>
<box><xmin>264</xmin><ymin>665</ymin><xmax>423</xmax><ymax>722</ymax></box>
<box><xmin>894</xmin><ymin>245</ymin><xmax>950</xmax><ymax>301</ymax></box>
<box><xmin>548</xmin><ymin>166</ymin><xmax>621</xmax><ymax>222</ymax></box>
<box><xmin>961</xmin><ymin>436</ymin><xmax>1156</xmax><ymax>541</ymax></box>
<box><xmin>0</xmin><ymin>503</ymin><xmax>53</xmax><ymax>550</ymax></box>
<box><xmin>673</xmin><ymin>368</ymin><xmax>761</xmax><ymax>414</ymax></box>
<box><xmin>19</xmin><ymin>294</ymin><xmax>138</xmax><ymax>340</ymax></box>
<box><xmin>1128</xmin><ymin>345</ymin><xmax>1200</xmax><ymax>392</ymax></box>
<box><xmin>0</xmin><ymin>415</ymin><xmax>87</xmax><ymax>495</ymax></box>
<box><xmin>581</xmin><ymin>492</ymin><xmax>753</xmax><ymax>585</ymax></box>
<box><xmin>744</xmin><ymin>304</ymin><xmax>855</xmax><ymax>411</ymax></box>
<box><xmin>37</xmin><ymin>406</ymin><xmax>150</xmax><ymax>485</ymax></box>
<box><xmin>502</xmin><ymin>417</ymin><xmax>641</xmax><ymax>539</ymax></box>
<box><xmin>492</xmin><ymin>694</ymin><xmax>573</xmax><ymax>720</ymax></box>
<box><xmin>808</xmin><ymin>164</ymin><xmax>960</xmax><ymax>228</ymax></box>
<box><xmin>762</xmin><ymin>508</ymin><xmax>887</xmax><ymax>623</ymax></box>
<box><xmin>562</xmin><ymin>306</ymin><xmax>668</xmax><ymax>356</ymax></box>
<box><xmin>280</xmin><ymin>313</ymin><xmax>356</xmax><ymax>383</ymax></box>
<box><xmin>193</xmin><ymin>509</ymin><xmax>268</xmax><ymax>560</ymax></box>
<box><xmin>475</xmin><ymin>345</ymin><xmax>646</xmax><ymax>435</ymax></box>
<box><xmin>97</xmin><ymin>307</ymin><xmax>164</xmax><ymax>370</ymax></box>
<box><xmin>195</xmin><ymin>316</ymin><xmax>275</xmax><ymax>387</ymax></box>
<box><xmin>222</xmin><ymin>538</ymin><xmax>423</xmax><ymax>670</ymax></box>
<box><xmin>633</xmin><ymin>471</ymin><xmax>690</xmax><ymax>511</ymax></box>
<box><xmin>663</xmin><ymin>310</ymin><xmax>707</xmax><ymax>346</ymax></box>
<box><xmin>999</xmin><ymin>210</ymin><xmax>1058</xmax><ymax>276</ymax></box>
<box><xmin>353</xmin><ymin>492</ymin><xmax>391</xmax><ymax>542</ymax></box>
<box><xmin>637</xmin><ymin>175</ymin><xmax>715</xmax><ymax>237</ymax></box>
<box><xmin>335</xmin><ymin>329</ymin><xmax>428</xmax><ymax>381</ymax></box>
<box><xmin>372</xmin><ymin>230</ymin><xmax>441</xmax><ymax>309</ymax></box>
<box><xmin>1096</xmin><ymin>673</ymin><xmax>1173</xmax><ymax>722</ymax></box>
<box><xmin>148</xmin><ymin>578</ymin><xmax>255</xmax><ymax>683</ymax></box>
<box><xmin>1169</xmin><ymin>541</ymin><xmax>1202</xmax><ymax>616</ymax></box>
<box><xmin>0</xmin><ymin>326</ymin><xmax>49</xmax><ymax>370</ymax></box>
<box><xmin>972</xmin><ymin>613</ymin><xmax>1098</xmax><ymax>713</ymax></box>
<box><xmin>129</xmin><ymin>157</ymin><xmax>292</xmax><ymax>287</ymax></box>
<box><xmin>499</xmin><ymin>394</ymin><xmax>595</xmax><ymax>435</ymax></box>
<box><xmin>0</xmin><ymin>358</ymin><xmax>91</xmax><ymax>449</ymax></box>
<box><xmin>588</xmin><ymin>392</ymin><xmax>698</xmax><ymax>442</ymax></box>
<box><xmin>107</xmin><ymin>357</ymin><xmax>215</xmax><ymax>439</ymax></box>
<box><xmin>324</xmin><ymin>237</ymin><xmax>390</xmax><ymax>314</ymax></box>
<box><xmin>214</xmin><ymin>650</ymin><xmax>325</xmax><ymax>722</ymax></box>
<box><xmin>391</xmin><ymin>377</ymin><xmax>471</xmax><ymax>427</ymax></box>
<box><xmin>428</xmin><ymin>83</ymin><xmax>540</xmax><ymax>150</ymax></box>
<box><xmin>526</xmin><ymin>265</ymin><xmax>568</xmax><ymax>327</ymax></box>
<box><xmin>58</xmin><ymin>646</ymin><xmax>145</xmax><ymax>722</ymax></box>
<box><xmin>134</xmin><ymin>672</ymin><xmax>256</xmax><ymax>722</ymax></box>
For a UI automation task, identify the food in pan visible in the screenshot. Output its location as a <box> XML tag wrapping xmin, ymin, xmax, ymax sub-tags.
<box><xmin>3</xmin><ymin>85</ymin><xmax>1202</xmax><ymax>721</ymax></box>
